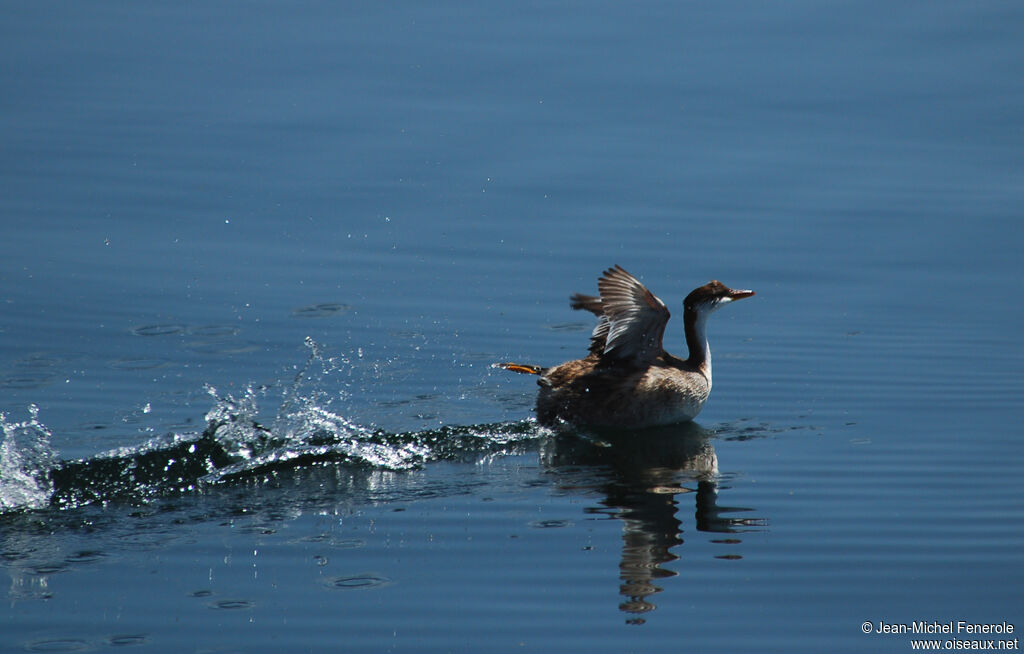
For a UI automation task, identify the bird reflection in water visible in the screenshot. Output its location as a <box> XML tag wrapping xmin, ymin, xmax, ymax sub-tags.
<box><xmin>540</xmin><ymin>421</ymin><xmax>766</xmax><ymax>624</ymax></box>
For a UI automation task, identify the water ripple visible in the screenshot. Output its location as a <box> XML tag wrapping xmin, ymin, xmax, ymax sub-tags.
<box><xmin>24</xmin><ymin>638</ymin><xmax>93</xmax><ymax>652</ymax></box>
<box><xmin>291</xmin><ymin>303</ymin><xmax>352</xmax><ymax>318</ymax></box>
<box><xmin>130</xmin><ymin>324</ymin><xmax>187</xmax><ymax>337</ymax></box>
<box><xmin>209</xmin><ymin>599</ymin><xmax>256</xmax><ymax>610</ymax></box>
<box><xmin>107</xmin><ymin>634</ymin><xmax>148</xmax><ymax>647</ymax></box>
<box><xmin>323</xmin><ymin>573</ymin><xmax>391</xmax><ymax>590</ymax></box>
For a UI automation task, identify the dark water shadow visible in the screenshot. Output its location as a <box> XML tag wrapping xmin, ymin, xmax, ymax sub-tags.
<box><xmin>540</xmin><ymin>422</ymin><xmax>767</xmax><ymax>624</ymax></box>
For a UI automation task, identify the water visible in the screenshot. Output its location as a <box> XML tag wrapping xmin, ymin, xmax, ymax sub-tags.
<box><xmin>2</xmin><ymin>1</ymin><xmax>1023</xmax><ymax>652</ymax></box>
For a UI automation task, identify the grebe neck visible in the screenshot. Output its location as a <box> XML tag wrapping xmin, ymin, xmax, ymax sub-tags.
<box><xmin>683</xmin><ymin>307</ymin><xmax>712</xmax><ymax>380</ymax></box>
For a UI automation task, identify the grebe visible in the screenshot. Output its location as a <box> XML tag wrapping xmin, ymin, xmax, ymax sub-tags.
<box><xmin>496</xmin><ymin>265</ymin><xmax>754</xmax><ymax>427</ymax></box>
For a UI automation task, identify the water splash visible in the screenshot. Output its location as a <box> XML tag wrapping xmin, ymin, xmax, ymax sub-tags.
<box><xmin>2</xmin><ymin>339</ymin><xmax>545</xmax><ymax>513</ymax></box>
<box><xmin>0</xmin><ymin>405</ymin><xmax>55</xmax><ymax>511</ymax></box>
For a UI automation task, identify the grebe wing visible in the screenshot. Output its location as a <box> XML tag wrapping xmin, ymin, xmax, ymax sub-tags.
<box><xmin>596</xmin><ymin>265</ymin><xmax>670</xmax><ymax>364</ymax></box>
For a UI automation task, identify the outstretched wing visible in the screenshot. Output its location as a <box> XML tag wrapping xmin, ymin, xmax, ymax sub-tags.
<box><xmin>594</xmin><ymin>265</ymin><xmax>670</xmax><ymax>364</ymax></box>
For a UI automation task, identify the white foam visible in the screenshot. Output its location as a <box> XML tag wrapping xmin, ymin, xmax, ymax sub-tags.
<box><xmin>0</xmin><ymin>405</ymin><xmax>55</xmax><ymax>512</ymax></box>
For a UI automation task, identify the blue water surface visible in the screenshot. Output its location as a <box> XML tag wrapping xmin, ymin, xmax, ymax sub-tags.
<box><xmin>2</xmin><ymin>1</ymin><xmax>1022</xmax><ymax>652</ymax></box>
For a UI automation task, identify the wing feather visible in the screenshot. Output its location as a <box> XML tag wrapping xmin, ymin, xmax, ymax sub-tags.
<box><xmin>595</xmin><ymin>265</ymin><xmax>670</xmax><ymax>364</ymax></box>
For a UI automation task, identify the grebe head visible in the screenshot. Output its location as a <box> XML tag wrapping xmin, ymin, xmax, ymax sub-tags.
<box><xmin>684</xmin><ymin>280</ymin><xmax>755</xmax><ymax>315</ymax></box>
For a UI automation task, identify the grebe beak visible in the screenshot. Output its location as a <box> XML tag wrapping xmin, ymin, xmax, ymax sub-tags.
<box><xmin>728</xmin><ymin>289</ymin><xmax>756</xmax><ymax>301</ymax></box>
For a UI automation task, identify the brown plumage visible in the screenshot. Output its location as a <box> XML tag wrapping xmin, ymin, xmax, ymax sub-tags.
<box><xmin>496</xmin><ymin>265</ymin><xmax>754</xmax><ymax>428</ymax></box>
